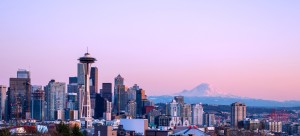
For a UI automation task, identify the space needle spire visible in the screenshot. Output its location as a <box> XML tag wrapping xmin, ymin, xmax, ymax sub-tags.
<box><xmin>78</xmin><ymin>51</ymin><xmax>96</xmax><ymax>128</ymax></box>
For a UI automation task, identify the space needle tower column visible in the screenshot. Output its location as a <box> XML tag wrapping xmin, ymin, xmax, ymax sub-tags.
<box><xmin>78</xmin><ymin>52</ymin><xmax>96</xmax><ymax>128</ymax></box>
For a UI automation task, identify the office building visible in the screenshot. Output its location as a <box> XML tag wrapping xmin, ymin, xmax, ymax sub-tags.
<box><xmin>90</xmin><ymin>67</ymin><xmax>98</xmax><ymax>95</ymax></box>
<box><xmin>100</xmin><ymin>83</ymin><xmax>112</xmax><ymax>102</ymax></box>
<box><xmin>7</xmin><ymin>73</ymin><xmax>31</xmax><ymax>120</ymax></box>
<box><xmin>90</xmin><ymin>67</ymin><xmax>98</xmax><ymax>118</ymax></box>
<box><xmin>182</xmin><ymin>104</ymin><xmax>192</xmax><ymax>126</ymax></box>
<box><xmin>192</xmin><ymin>103</ymin><xmax>204</xmax><ymax>126</ymax></box>
<box><xmin>127</xmin><ymin>100</ymin><xmax>136</xmax><ymax>118</ymax></box>
<box><xmin>94</xmin><ymin>94</ymin><xmax>111</xmax><ymax>119</ymax></box>
<box><xmin>44</xmin><ymin>80</ymin><xmax>66</xmax><ymax>121</ymax></box>
<box><xmin>169</xmin><ymin>99</ymin><xmax>180</xmax><ymax>117</ymax></box>
<box><xmin>231</xmin><ymin>102</ymin><xmax>246</xmax><ymax>128</ymax></box>
<box><xmin>0</xmin><ymin>85</ymin><xmax>6</xmax><ymax>120</ymax></box>
<box><xmin>203</xmin><ymin>113</ymin><xmax>215</xmax><ymax>127</ymax></box>
<box><xmin>31</xmin><ymin>89</ymin><xmax>45</xmax><ymax>121</ymax></box>
<box><xmin>67</xmin><ymin>93</ymin><xmax>78</xmax><ymax>110</ymax></box>
<box><xmin>67</xmin><ymin>77</ymin><xmax>79</xmax><ymax>110</ymax></box>
<box><xmin>17</xmin><ymin>69</ymin><xmax>30</xmax><ymax>79</ymax></box>
<box><xmin>128</xmin><ymin>84</ymin><xmax>139</xmax><ymax>101</ymax></box>
<box><xmin>113</xmin><ymin>75</ymin><xmax>128</xmax><ymax>115</ymax></box>
<box><xmin>155</xmin><ymin>115</ymin><xmax>171</xmax><ymax>127</ymax></box>
<box><xmin>136</xmin><ymin>89</ymin><xmax>146</xmax><ymax>117</ymax></box>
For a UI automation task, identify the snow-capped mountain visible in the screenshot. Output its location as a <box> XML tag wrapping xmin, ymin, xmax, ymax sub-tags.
<box><xmin>148</xmin><ymin>83</ymin><xmax>300</xmax><ymax>107</ymax></box>
<box><xmin>175</xmin><ymin>83</ymin><xmax>239</xmax><ymax>98</ymax></box>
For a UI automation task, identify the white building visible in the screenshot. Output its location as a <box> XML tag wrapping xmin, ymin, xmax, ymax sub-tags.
<box><xmin>192</xmin><ymin>103</ymin><xmax>204</xmax><ymax>126</ymax></box>
<box><xmin>265</xmin><ymin>121</ymin><xmax>282</xmax><ymax>132</ymax></box>
<box><xmin>45</xmin><ymin>80</ymin><xmax>66</xmax><ymax>121</ymax></box>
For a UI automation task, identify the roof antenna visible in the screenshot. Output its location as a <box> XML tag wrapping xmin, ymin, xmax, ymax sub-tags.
<box><xmin>87</xmin><ymin>47</ymin><xmax>89</xmax><ymax>53</ymax></box>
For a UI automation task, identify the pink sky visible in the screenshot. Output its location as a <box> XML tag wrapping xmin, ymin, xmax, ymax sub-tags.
<box><xmin>0</xmin><ymin>0</ymin><xmax>299</xmax><ymax>100</ymax></box>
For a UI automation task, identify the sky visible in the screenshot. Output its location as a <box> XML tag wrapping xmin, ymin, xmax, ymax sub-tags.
<box><xmin>0</xmin><ymin>0</ymin><xmax>299</xmax><ymax>101</ymax></box>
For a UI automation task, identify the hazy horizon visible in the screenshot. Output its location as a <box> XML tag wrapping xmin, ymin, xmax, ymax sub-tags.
<box><xmin>1</xmin><ymin>1</ymin><xmax>299</xmax><ymax>101</ymax></box>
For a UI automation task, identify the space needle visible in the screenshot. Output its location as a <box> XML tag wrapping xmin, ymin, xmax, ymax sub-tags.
<box><xmin>78</xmin><ymin>51</ymin><xmax>96</xmax><ymax>128</ymax></box>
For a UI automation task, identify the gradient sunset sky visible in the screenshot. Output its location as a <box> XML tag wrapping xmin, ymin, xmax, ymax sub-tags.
<box><xmin>0</xmin><ymin>1</ymin><xmax>299</xmax><ymax>100</ymax></box>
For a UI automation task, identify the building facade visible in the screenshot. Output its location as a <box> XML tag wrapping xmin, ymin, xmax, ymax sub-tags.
<box><xmin>31</xmin><ymin>89</ymin><xmax>45</xmax><ymax>121</ymax></box>
<box><xmin>0</xmin><ymin>85</ymin><xmax>6</xmax><ymax>120</ymax></box>
<box><xmin>8</xmin><ymin>76</ymin><xmax>31</xmax><ymax>120</ymax></box>
<box><xmin>231</xmin><ymin>102</ymin><xmax>246</xmax><ymax>128</ymax></box>
<box><xmin>191</xmin><ymin>103</ymin><xmax>204</xmax><ymax>126</ymax></box>
<box><xmin>100</xmin><ymin>83</ymin><xmax>112</xmax><ymax>102</ymax></box>
<box><xmin>44</xmin><ymin>80</ymin><xmax>66</xmax><ymax>121</ymax></box>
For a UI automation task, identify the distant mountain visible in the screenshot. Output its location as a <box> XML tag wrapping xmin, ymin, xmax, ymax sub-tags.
<box><xmin>174</xmin><ymin>83</ymin><xmax>239</xmax><ymax>98</ymax></box>
<box><xmin>174</xmin><ymin>83</ymin><xmax>241</xmax><ymax>98</ymax></box>
<box><xmin>149</xmin><ymin>83</ymin><xmax>300</xmax><ymax>107</ymax></box>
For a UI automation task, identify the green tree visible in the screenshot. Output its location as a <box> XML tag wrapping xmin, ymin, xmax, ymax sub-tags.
<box><xmin>72</xmin><ymin>125</ymin><xmax>83</xmax><ymax>136</ymax></box>
<box><xmin>56</xmin><ymin>121</ymin><xmax>71</xmax><ymax>136</ymax></box>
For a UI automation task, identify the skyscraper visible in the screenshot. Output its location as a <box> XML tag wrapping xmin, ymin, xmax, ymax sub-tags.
<box><xmin>44</xmin><ymin>80</ymin><xmax>66</xmax><ymax>121</ymax></box>
<box><xmin>127</xmin><ymin>100</ymin><xmax>137</xmax><ymax>118</ymax></box>
<box><xmin>136</xmin><ymin>89</ymin><xmax>145</xmax><ymax>117</ymax></box>
<box><xmin>182</xmin><ymin>104</ymin><xmax>192</xmax><ymax>126</ymax></box>
<box><xmin>90</xmin><ymin>67</ymin><xmax>98</xmax><ymax>95</ymax></box>
<box><xmin>169</xmin><ymin>99</ymin><xmax>180</xmax><ymax>117</ymax></box>
<box><xmin>17</xmin><ymin>69</ymin><xmax>30</xmax><ymax>79</ymax></box>
<box><xmin>0</xmin><ymin>85</ymin><xmax>6</xmax><ymax>120</ymax></box>
<box><xmin>191</xmin><ymin>103</ymin><xmax>204</xmax><ymax>126</ymax></box>
<box><xmin>113</xmin><ymin>75</ymin><xmax>127</xmax><ymax>115</ymax></box>
<box><xmin>128</xmin><ymin>84</ymin><xmax>139</xmax><ymax>101</ymax></box>
<box><xmin>90</xmin><ymin>67</ymin><xmax>98</xmax><ymax>118</ymax></box>
<box><xmin>78</xmin><ymin>52</ymin><xmax>96</xmax><ymax>128</ymax></box>
<box><xmin>169</xmin><ymin>99</ymin><xmax>182</xmax><ymax>127</ymax></box>
<box><xmin>31</xmin><ymin>89</ymin><xmax>45</xmax><ymax>121</ymax></box>
<box><xmin>231</xmin><ymin>102</ymin><xmax>246</xmax><ymax>128</ymax></box>
<box><xmin>100</xmin><ymin>83</ymin><xmax>112</xmax><ymax>102</ymax></box>
<box><xmin>67</xmin><ymin>77</ymin><xmax>79</xmax><ymax>110</ymax></box>
<box><xmin>94</xmin><ymin>94</ymin><xmax>110</xmax><ymax>119</ymax></box>
<box><xmin>7</xmin><ymin>70</ymin><xmax>31</xmax><ymax>120</ymax></box>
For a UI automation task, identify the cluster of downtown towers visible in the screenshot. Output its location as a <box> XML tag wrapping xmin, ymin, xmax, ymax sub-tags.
<box><xmin>0</xmin><ymin>53</ymin><xmax>246</xmax><ymax>128</ymax></box>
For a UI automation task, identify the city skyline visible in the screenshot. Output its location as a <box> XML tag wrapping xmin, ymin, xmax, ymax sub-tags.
<box><xmin>1</xmin><ymin>1</ymin><xmax>300</xmax><ymax>101</ymax></box>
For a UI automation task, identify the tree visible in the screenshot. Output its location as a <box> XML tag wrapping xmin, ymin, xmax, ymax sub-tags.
<box><xmin>0</xmin><ymin>128</ymin><xmax>10</xmax><ymax>136</ymax></box>
<box><xmin>56</xmin><ymin>121</ymin><xmax>71</xmax><ymax>136</ymax></box>
<box><xmin>72</xmin><ymin>125</ymin><xmax>83</xmax><ymax>136</ymax></box>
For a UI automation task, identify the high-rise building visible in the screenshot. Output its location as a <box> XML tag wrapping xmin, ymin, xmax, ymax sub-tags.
<box><xmin>0</xmin><ymin>85</ymin><xmax>6</xmax><ymax>120</ymax></box>
<box><xmin>169</xmin><ymin>99</ymin><xmax>182</xmax><ymax>127</ymax></box>
<box><xmin>100</xmin><ymin>83</ymin><xmax>112</xmax><ymax>102</ymax></box>
<box><xmin>136</xmin><ymin>89</ymin><xmax>146</xmax><ymax>117</ymax></box>
<box><xmin>174</xmin><ymin>96</ymin><xmax>184</xmax><ymax>106</ymax></box>
<box><xmin>67</xmin><ymin>93</ymin><xmax>78</xmax><ymax>110</ymax></box>
<box><xmin>169</xmin><ymin>99</ymin><xmax>180</xmax><ymax>117</ymax></box>
<box><xmin>127</xmin><ymin>100</ymin><xmax>136</xmax><ymax>118</ymax></box>
<box><xmin>7</xmin><ymin>75</ymin><xmax>31</xmax><ymax>120</ymax></box>
<box><xmin>17</xmin><ymin>69</ymin><xmax>30</xmax><ymax>79</ymax></box>
<box><xmin>174</xmin><ymin>96</ymin><xmax>184</xmax><ymax>123</ymax></box>
<box><xmin>90</xmin><ymin>67</ymin><xmax>98</xmax><ymax>118</ymax></box>
<box><xmin>182</xmin><ymin>104</ymin><xmax>192</xmax><ymax>126</ymax></box>
<box><xmin>69</xmin><ymin>77</ymin><xmax>78</xmax><ymax>84</ymax></box>
<box><xmin>203</xmin><ymin>113</ymin><xmax>215</xmax><ymax>127</ymax></box>
<box><xmin>90</xmin><ymin>67</ymin><xmax>98</xmax><ymax>95</ymax></box>
<box><xmin>44</xmin><ymin>80</ymin><xmax>66</xmax><ymax>121</ymax></box>
<box><xmin>78</xmin><ymin>52</ymin><xmax>96</xmax><ymax>128</ymax></box>
<box><xmin>231</xmin><ymin>102</ymin><xmax>246</xmax><ymax>128</ymax></box>
<box><xmin>31</xmin><ymin>89</ymin><xmax>45</xmax><ymax>121</ymax></box>
<box><xmin>128</xmin><ymin>84</ymin><xmax>139</xmax><ymax>101</ymax></box>
<box><xmin>67</xmin><ymin>77</ymin><xmax>79</xmax><ymax>110</ymax></box>
<box><xmin>113</xmin><ymin>75</ymin><xmax>128</xmax><ymax>115</ymax></box>
<box><xmin>191</xmin><ymin>103</ymin><xmax>204</xmax><ymax>126</ymax></box>
<box><xmin>94</xmin><ymin>94</ymin><xmax>111</xmax><ymax>119</ymax></box>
